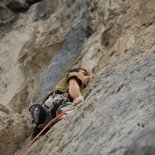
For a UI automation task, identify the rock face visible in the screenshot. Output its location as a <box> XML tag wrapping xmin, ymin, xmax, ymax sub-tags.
<box><xmin>0</xmin><ymin>0</ymin><xmax>155</xmax><ymax>155</ymax></box>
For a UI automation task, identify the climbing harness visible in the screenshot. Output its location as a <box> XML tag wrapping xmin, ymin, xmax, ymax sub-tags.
<box><xmin>18</xmin><ymin>104</ymin><xmax>81</xmax><ymax>155</ymax></box>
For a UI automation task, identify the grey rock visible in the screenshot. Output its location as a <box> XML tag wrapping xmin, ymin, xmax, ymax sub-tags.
<box><xmin>7</xmin><ymin>0</ymin><xmax>29</xmax><ymax>13</ymax></box>
<box><xmin>0</xmin><ymin>5</ymin><xmax>15</xmax><ymax>25</ymax></box>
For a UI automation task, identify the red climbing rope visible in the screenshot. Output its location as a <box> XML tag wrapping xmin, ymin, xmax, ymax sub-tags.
<box><xmin>18</xmin><ymin>104</ymin><xmax>80</xmax><ymax>155</ymax></box>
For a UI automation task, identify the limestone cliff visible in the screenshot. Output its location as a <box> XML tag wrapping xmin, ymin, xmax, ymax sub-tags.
<box><xmin>0</xmin><ymin>0</ymin><xmax>155</xmax><ymax>155</ymax></box>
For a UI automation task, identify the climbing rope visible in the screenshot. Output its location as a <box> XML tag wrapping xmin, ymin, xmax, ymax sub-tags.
<box><xmin>18</xmin><ymin>104</ymin><xmax>81</xmax><ymax>155</ymax></box>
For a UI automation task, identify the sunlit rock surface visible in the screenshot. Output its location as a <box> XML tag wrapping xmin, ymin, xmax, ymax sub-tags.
<box><xmin>0</xmin><ymin>0</ymin><xmax>155</xmax><ymax>155</ymax></box>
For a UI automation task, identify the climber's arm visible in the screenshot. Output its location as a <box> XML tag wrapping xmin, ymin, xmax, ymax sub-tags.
<box><xmin>68</xmin><ymin>79</ymin><xmax>84</xmax><ymax>104</ymax></box>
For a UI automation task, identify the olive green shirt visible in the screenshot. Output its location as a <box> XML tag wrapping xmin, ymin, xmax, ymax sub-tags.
<box><xmin>43</xmin><ymin>72</ymin><xmax>85</xmax><ymax>102</ymax></box>
<box><xmin>55</xmin><ymin>72</ymin><xmax>85</xmax><ymax>92</ymax></box>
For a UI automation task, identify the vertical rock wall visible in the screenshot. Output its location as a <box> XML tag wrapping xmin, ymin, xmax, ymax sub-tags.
<box><xmin>0</xmin><ymin>0</ymin><xmax>155</xmax><ymax>155</ymax></box>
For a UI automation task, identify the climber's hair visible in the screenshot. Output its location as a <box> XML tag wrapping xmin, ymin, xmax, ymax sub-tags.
<box><xmin>68</xmin><ymin>67</ymin><xmax>89</xmax><ymax>75</ymax></box>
